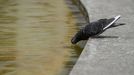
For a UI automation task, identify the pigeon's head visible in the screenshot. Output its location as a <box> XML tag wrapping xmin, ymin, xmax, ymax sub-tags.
<box><xmin>71</xmin><ymin>31</ymin><xmax>82</xmax><ymax>44</ymax></box>
<box><xmin>71</xmin><ymin>36</ymin><xmax>80</xmax><ymax>44</ymax></box>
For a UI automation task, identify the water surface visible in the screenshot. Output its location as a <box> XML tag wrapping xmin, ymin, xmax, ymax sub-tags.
<box><xmin>0</xmin><ymin>0</ymin><xmax>80</xmax><ymax>75</ymax></box>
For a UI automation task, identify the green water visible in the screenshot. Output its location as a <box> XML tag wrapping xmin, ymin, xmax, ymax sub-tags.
<box><xmin>0</xmin><ymin>0</ymin><xmax>81</xmax><ymax>75</ymax></box>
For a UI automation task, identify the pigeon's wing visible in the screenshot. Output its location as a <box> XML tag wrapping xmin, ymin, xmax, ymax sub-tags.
<box><xmin>103</xmin><ymin>15</ymin><xmax>121</xmax><ymax>30</ymax></box>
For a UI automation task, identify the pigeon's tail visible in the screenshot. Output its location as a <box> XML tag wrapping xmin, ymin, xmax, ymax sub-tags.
<box><xmin>110</xmin><ymin>23</ymin><xmax>126</xmax><ymax>28</ymax></box>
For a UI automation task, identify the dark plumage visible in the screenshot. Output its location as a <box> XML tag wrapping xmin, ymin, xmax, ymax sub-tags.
<box><xmin>71</xmin><ymin>18</ymin><xmax>125</xmax><ymax>44</ymax></box>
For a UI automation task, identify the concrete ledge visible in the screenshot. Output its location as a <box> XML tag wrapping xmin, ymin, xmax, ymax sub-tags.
<box><xmin>70</xmin><ymin>0</ymin><xmax>134</xmax><ymax>75</ymax></box>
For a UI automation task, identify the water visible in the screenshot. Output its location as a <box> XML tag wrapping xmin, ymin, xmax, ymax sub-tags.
<box><xmin>0</xmin><ymin>0</ymin><xmax>82</xmax><ymax>75</ymax></box>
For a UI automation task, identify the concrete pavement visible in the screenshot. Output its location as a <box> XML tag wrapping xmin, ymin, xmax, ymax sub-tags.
<box><xmin>70</xmin><ymin>0</ymin><xmax>134</xmax><ymax>75</ymax></box>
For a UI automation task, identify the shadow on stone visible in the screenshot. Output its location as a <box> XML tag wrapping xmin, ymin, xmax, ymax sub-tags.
<box><xmin>91</xmin><ymin>35</ymin><xmax>119</xmax><ymax>39</ymax></box>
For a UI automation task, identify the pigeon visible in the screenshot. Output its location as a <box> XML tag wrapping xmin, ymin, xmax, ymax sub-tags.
<box><xmin>71</xmin><ymin>16</ymin><xmax>125</xmax><ymax>44</ymax></box>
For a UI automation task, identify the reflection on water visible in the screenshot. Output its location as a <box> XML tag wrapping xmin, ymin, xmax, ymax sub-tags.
<box><xmin>0</xmin><ymin>0</ymin><xmax>81</xmax><ymax>75</ymax></box>
<box><xmin>0</xmin><ymin>0</ymin><xmax>17</xmax><ymax>75</ymax></box>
